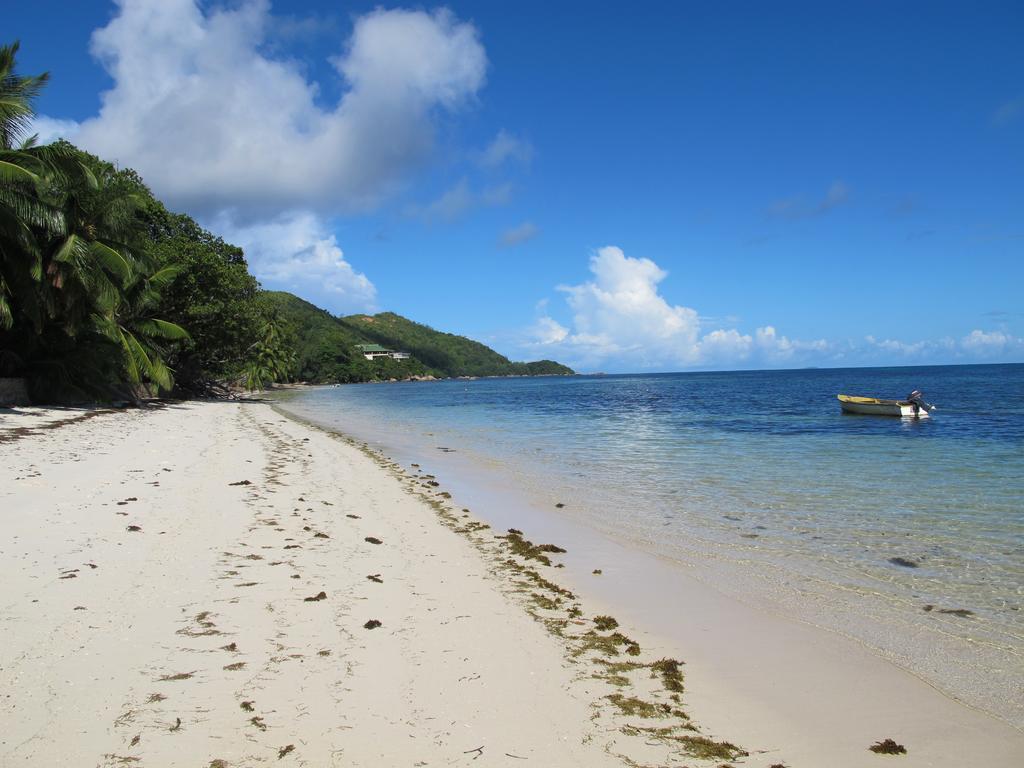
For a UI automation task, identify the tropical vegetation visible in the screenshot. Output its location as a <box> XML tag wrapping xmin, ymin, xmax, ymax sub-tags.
<box><xmin>0</xmin><ymin>42</ymin><xmax>293</xmax><ymax>401</ymax></box>
<box><xmin>0</xmin><ymin>42</ymin><xmax>571</xmax><ymax>403</ymax></box>
<box><xmin>265</xmin><ymin>292</ymin><xmax>573</xmax><ymax>382</ymax></box>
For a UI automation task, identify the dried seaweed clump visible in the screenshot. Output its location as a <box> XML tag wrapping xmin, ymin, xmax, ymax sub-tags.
<box><xmin>650</xmin><ymin>657</ymin><xmax>685</xmax><ymax>693</ymax></box>
<box><xmin>500</xmin><ymin>530</ymin><xmax>567</xmax><ymax>566</ymax></box>
<box><xmin>869</xmin><ymin>739</ymin><xmax>907</xmax><ymax>755</ymax></box>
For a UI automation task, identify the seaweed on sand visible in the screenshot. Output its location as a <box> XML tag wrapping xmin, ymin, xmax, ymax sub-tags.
<box><xmin>869</xmin><ymin>739</ymin><xmax>907</xmax><ymax>754</ymax></box>
<box><xmin>650</xmin><ymin>658</ymin><xmax>685</xmax><ymax>693</ymax></box>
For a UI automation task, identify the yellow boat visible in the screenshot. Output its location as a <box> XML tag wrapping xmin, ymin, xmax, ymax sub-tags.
<box><xmin>838</xmin><ymin>391</ymin><xmax>935</xmax><ymax>418</ymax></box>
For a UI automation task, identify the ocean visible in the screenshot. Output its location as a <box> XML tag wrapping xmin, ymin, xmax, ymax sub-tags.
<box><xmin>276</xmin><ymin>363</ymin><xmax>1024</xmax><ymax>726</ymax></box>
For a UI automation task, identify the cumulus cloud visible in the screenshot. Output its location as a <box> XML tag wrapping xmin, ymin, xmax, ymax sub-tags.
<box><xmin>522</xmin><ymin>247</ymin><xmax>1021</xmax><ymax>371</ymax></box>
<box><xmin>499</xmin><ymin>221</ymin><xmax>538</xmax><ymax>247</ymax></box>
<box><xmin>960</xmin><ymin>329</ymin><xmax>1023</xmax><ymax>355</ymax></box>
<box><xmin>27</xmin><ymin>115</ymin><xmax>81</xmax><ymax>145</ymax></box>
<box><xmin>52</xmin><ymin>0</ymin><xmax>486</xmax><ymax>218</ymax></box>
<box><xmin>213</xmin><ymin>211</ymin><xmax>377</xmax><ymax>313</ymax></box>
<box><xmin>863</xmin><ymin>331</ymin><xmax>1023</xmax><ymax>361</ymax></box>
<box><xmin>524</xmin><ymin>246</ymin><xmax>828</xmax><ymax>370</ymax></box>
<box><xmin>33</xmin><ymin>0</ymin><xmax>490</xmax><ymax>313</ymax></box>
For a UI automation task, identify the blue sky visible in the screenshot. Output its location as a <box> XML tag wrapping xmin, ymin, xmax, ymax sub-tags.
<box><xmin>10</xmin><ymin>0</ymin><xmax>1023</xmax><ymax>371</ymax></box>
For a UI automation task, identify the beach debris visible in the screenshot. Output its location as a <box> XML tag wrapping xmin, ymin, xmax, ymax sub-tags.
<box><xmin>592</xmin><ymin>569</ymin><xmax>602</xmax><ymax>575</ymax></box>
<box><xmin>363</xmin><ymin>619</ymin><xmax>382</xmax><ymax>629</ymax></box>
<box><xmin>228</xmin><ymin>480</ymin><xmax>252</xmax><ymax>486</ymax></box>
<box><xmin>869</xmin><ymin>738</ymin><xmax>907</xmax><ymax>755</ymax></box>
<box><xmin>169</xmin><ymin>717</ymin><xmax>181</xmax><ymax>732</ymax></box>
<box><xmin>318</xmin><ymin>649</ymin><xmax>331</xmax><ymax>656</ymax></box>
<box><xmin>250</xmin><ymin>716</ymin><xmax>266</xmax><ymax>730</ymax></box>
<box><xmin>278</xmin><ymin>744</ymin><xmax>295</xmax><ymax>759</ymax></box>
<box><xmin>463</xmin><ymin>746</ymin><xmax>484</xmax><ymax>760</ymax></box>
<box><xmin>126</xmin><ymin>525</ymin><xmax>142</xmax><ymax>532</ymax></box>
<box><xmin>240</xmin><ymin>701</ymin><xmax>255</xmax><ymax>712</ymax></box>
<box><xmin>888</xmin><ymin>557</ymin><xmax>919</xmax><ymax>568</ymax></box>
<box><xmin>223</xmin><ymin>662</ymin><xmax>246</xmax><ymax>671</ymax></box>
<box><xmin>220</xmin><ymin>642</ymin><xmax>238</xmax><ymax>652</ymax></box>
<box><xmin>651</xmin><ymin>658</ymin><xmax>685</xmax><ymax>693</ymax></box>
<box><xmin>593</xmin><ymin>615</ymin><xmax>619</xmax><ymax>631</ymax></box>
<box><xmin>500</xmin><ymin>530</ymin><xmax>566</xmax><ymax>565</ymax></box>
<box><xmin>209</xmin><ymin>760</ymin><xmax>229</xmax><ymax>768</ymax></box>
<box><xmin>364</xmin><ymin>536</ymin><xmax>383</xmax><ymax>545</ymax></box>
<box><xmin>346</xmin><ymin>514</ymin><xmax>361</xmax><ymax>519</ymax></box>
<box><xmin>313</xmin><ymin>531</ymin><xmax>330</xmax><ymax>538</ymax></box>
<box><xmin>555</xmin><ymin>502</ymin><xmax>565</xmax><ymax>508</ymax></box>
<box><xmin>235</xmin><ymin>582</ymin><xmax>258</xmax><ymax>587</ymax></box>
<box><xmin>59</xmin><ymin>572</ymin><xmax>78</xmax><ymax>579</ymax></box>
<box><xmin>367</xmin><ymin>573</ymin><xmax>383</xmax><ymax>583</ymax></box>
<box><xmin>86</xmin><ymin>562</ymin><xmax>98</xmax><ymax>569</ymax></box>
<box><xmin>936</xmin><ymin>607</ymin><xmax>974</xmax><ymax>617</ymax></box>
<box><xmin>130</xmin><ymin>734</ymin><xmax>140</xmax><ymax>747</ymax></box>
<box><xmin>304</xmin><ymin>591</ymin><xmax>327</xmax><ymax>602</ymax></box>
<box><xmin>158</xmin><ymin>671</ymin><xmax>194</xmax><ymax>682</ymax></box>
<box><xmin>605</xmin><ymin>693</ymin><xmax>670</xmax><ymax>718</ymax></box>
<box><xmin>74</xmin><ymin>605</ymin><xmax>87</xmax><ymax>610</ymax></box>
<box><xmin>537</xmin><ymin>543</ymin><xmax>567</xmax><ymax>553</ymax></box>
<box><xmin>146</xmin><ymin>693</ymin><xmax>166</xmax><ymax>703</ymax></box>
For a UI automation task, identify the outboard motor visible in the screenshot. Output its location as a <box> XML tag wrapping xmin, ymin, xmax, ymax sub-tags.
<box><xmin>907</xmin><ymin>390</ymin><xmax>935</xmax><ymax>413</ymax></box>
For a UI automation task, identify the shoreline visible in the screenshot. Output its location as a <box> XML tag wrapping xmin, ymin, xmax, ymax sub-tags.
<box><xmin>2</xmin><ymin>400</ymin><xmax>1022</xmax><ymax>766</ymax></box>
<box><xmin>0</xmin><ymin>401</ymin><xmax>742</xmax><ymax>767</ymax></box>
<box><xmin>273</xmin><ymin>380</ymin><xmax>1024</xmax><ymax>733</ymax></box>
<box><xmin>274</xmin><ymin>393</ymin><xmax>1024</xmax><ymax>766</ymax></box>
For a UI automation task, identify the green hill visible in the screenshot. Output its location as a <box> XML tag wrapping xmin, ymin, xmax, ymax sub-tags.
<box><xmin>263</xmin><ymin>292</ymin><xmax>574</xmax><ymax>383</ymax></box>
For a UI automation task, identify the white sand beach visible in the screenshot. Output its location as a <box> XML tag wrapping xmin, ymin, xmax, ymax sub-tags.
<box><xmin>1</xmin><ymin>401</ymin><xmax>1022</xmax><ymax>767</ymax></box>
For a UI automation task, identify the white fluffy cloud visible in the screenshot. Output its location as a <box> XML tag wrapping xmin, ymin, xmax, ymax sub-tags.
<box><xmin>527</xmin><ymin>246</ymin><xmax>828</xmax><ymax>369</ymax></box>
<box><xmin>213</xmin><ymin>211</ymin><xmax>376</xmax><ymax>311</ymax></box>
<box><xmin>32</xmin><ymin>0</ymin><xmax>488</xmax><ymax>312</ymax></box>
<box><xmin>526</xmin><ymin>246</ymin><xmax>1023</xmax><ymax>370</ymax></box>
<box><xmin>53</xmin><ymin>0</ymin><xmax>486</xmax><ymax>217</ymax></box>
<box><xmin>863</xmin><ymin>330</ymin><xmax>1023</xmax><ymax>360</ymax></box>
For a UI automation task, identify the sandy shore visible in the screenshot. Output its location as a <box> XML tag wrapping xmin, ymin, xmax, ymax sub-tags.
<box><xmin>2</xmin><ymin>401</ymin><xmax>1022</xmax><ymax>767</ymax></box>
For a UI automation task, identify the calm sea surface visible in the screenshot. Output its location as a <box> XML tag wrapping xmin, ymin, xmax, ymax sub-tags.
<box><xmin>278</xmin><ymin>364</ymin><xmax>1024</xmax><ymax>724</ymax></box>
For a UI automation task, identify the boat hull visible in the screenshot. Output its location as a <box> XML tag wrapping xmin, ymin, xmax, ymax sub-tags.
<box><xmin>838</xmin><ymin>395</ymin><xmax>930</xmax><ymax>418</ymax></box>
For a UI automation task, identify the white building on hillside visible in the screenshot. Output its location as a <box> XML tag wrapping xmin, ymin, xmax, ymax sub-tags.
<box><xmin>356</xmin><ymin>344</ymin><xmax>411</xmax><ymax>361</ymax></box>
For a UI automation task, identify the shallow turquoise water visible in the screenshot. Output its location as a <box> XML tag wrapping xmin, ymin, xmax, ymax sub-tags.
<box><xmin>280</xmin><ymin>363</ymin><xmax>1024</xmax><ymax>723</ymax></box>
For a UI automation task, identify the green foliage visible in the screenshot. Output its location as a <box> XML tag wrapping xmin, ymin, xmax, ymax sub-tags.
<box><xmin>263</xmin><ymin>292</ymin><xmax>574</xmax><ymax>383</ymax></box>
<box><xmin>141</xmin><ymin>201</ymin><xmax>273</xmax><ymax>390</ymax></box>
<box><xmin>340</xmin><ymin>312</ymin><xmax>572</xmax><ymax>378</ymax></box>
<box><xmin>0</xmin><ymin>42</ymin><xmax>282</xmax><ymax>400</ymax></box>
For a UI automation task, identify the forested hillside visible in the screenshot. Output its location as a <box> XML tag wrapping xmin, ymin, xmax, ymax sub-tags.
<box><xmin>264</xmin><ymin>293</ymin><xmax>574</xmax><ymax>383</ymax></box>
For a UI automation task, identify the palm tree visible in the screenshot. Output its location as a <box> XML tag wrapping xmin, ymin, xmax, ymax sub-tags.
<box><xmin>93</xmin><ymin>262</ymin><xmax>190</xmax><ymax>392</ymax></box>
<box><xmin>0</xmin><ymin>42</ymin><xmax>64</xmax><ymax>331</ymax></box>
